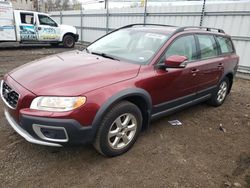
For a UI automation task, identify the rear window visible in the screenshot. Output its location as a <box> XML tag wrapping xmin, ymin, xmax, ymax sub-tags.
<box><xmin>197</xmin><ymin>35</ymin><xmax>218</xmax><ymax>59</ymax></box>
<box><xmin>216</xmin><ymin>36</ymin><xmax>234</xmax><ymax>54</ymax></box>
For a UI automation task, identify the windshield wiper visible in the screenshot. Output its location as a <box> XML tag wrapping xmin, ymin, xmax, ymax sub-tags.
<box><xmin>91</xmin><ymin>51</ymin><xmax>120</xmax><ymax>61</ymax></box>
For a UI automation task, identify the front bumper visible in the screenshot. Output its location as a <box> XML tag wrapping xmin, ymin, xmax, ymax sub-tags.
<box><xmin>74</xmin><ymin>34</ymin><xmax>79</xmax><ymax>42</ymax></box>
<box><xmin>4</xmin><ymin>109</ymin><xmax>95</xmax><ymax>147</ymax></box>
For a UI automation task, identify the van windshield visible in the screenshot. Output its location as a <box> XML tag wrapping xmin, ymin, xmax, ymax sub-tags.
<box><xmin>87</xmin><ymin>29</ymin><xmax>169</xmax><ymax>64</ymax></box>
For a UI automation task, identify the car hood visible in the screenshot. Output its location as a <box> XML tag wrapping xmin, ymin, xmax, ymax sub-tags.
<box><xmin>59</xmin><ymin>24</ymin><xmax>76</xmax><ymax>33</ymax></box>
<box><xmin>9</xmin><ymin>50</ymin><xmax>140</xmax><ymax>96</ymax></box>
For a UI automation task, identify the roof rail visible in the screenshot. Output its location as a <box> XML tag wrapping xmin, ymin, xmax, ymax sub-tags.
<box><xmin>173</xmin><ymin>26</ymin><xmax>225</xmax><ymax>34</ymax></box>
<box><xmin>120</xmin><ymin>23</ymin><xmax>177</xmax><ymax>29</ymax></box>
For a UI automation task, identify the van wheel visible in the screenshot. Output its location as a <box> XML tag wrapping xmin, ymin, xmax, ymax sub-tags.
<box><xmin>63</xmin><ymin>35</ymin><xmax>75</xmax><ymax>48</ymax></box>
<box><xmin>207</xmin><ymin>77</ymin><xmax>229</xmax><ymax>107</ymax></box>
<box><xmin>94</xmin><ymin>101</ymin><xmax>142</xmax><ymax>157</ymax></box>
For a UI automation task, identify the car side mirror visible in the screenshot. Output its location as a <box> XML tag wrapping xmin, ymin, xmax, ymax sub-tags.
<box><xmin>165</xmin><ymin>55</ymin><xmax>188</xmax><ymax>68</ymax></box>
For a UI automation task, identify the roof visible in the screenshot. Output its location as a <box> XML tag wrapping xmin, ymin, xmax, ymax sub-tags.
<box><xmin>14</xmin><ymin>9</ymin><xmax>49</xmax><ymax>16</ymax></box>
<box><xmin>120</xmin><ymin>24</ymin><xmax>225</xmax><ymax>35</ymax></box>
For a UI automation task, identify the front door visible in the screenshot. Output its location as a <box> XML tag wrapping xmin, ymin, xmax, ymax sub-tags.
<box><xmin>153</xmin><ymin>35</ymin><xmax>199</xmax><ymax>104</ymax></box>
<box><xmin>36</xmin><ymin>14</ymin><xmax>60</xmax><ymax>42</ymax></box>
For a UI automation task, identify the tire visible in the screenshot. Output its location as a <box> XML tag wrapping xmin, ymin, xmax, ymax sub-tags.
<box><xmin>93</xmin><ymin>101</ymin><xmax>142</xmax><ymax>157</ymax></box>
<box><xmin>63</xmin><ymin>34</ymin><xmax>75</xmax><ymax>48</ymax></box>
<box><xmin>207</xmin><ymin>77</ymin><xmax>230</xmax><ymax>107</ymax></box>
<box><xmin>50</xmin><ymin>43</ymin><xmax>59</xmax><ymax>47</ymax></box>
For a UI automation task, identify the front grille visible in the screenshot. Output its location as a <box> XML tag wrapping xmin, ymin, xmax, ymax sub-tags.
<box><xmin>1</xmin><ymin>82</ymin><xmax>19</xmax><ymax>109</ymax></box>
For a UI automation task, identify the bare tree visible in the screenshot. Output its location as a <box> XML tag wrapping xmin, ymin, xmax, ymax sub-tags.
<box><xmin>72</xmin><ymin>0</ymin><xmax>82</xmax><ymax>10</ymax></box>
<box><xmin>62</xmin><ymin>0</ymin><xmax>70</xmax><ymax>10</ymax></box>
<box><xmin>44</xmin><ymin>0</ymin><xmax>81</xmax><ymax>11</ymax></box>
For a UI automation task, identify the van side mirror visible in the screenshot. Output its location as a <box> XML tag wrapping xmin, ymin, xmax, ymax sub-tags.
<box><xmin>165</xmin><ymin>55</ymin><xmax>188</xmax><ymax>68</ymax></box>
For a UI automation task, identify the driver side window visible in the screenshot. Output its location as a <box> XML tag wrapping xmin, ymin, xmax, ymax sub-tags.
<box><xmin>38</xmin><ymin>15</ymin><xmax>57</xmax><ymax>27</ymax></box>
<box><xmin>165</xmin><ymin>35</ymin><xmax>197</xmax><ymax>61</ymax></box>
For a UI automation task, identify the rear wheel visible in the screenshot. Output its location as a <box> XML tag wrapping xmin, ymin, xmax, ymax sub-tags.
<box><xmin>63</xmin><ymin>34</ymin><xmax>75</xmax><ymax>48</ymax></box>
<box><xmin>94</xmin><ymin>101</ymin><xmax>142</xmax><ymax>157</ymax></box>
<box><xmin>207</xmin><ymin>77</ymin><xmax>229</xmax><ymax>107</ymax></box>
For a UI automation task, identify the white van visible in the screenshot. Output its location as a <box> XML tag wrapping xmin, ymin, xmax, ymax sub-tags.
<box><xmin>0</xmin><ymin>1</ymin><xmax>79</xmax><ymax>48</ymax></box>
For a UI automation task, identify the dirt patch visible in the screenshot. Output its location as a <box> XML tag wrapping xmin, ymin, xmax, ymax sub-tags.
<box><xmin>0</xmin><ymin>44</ymin><xmax>249</xmax><ymax>188</ymax></box>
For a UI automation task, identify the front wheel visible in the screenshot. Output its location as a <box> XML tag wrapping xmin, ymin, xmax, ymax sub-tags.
<box><xmin>63</xmin><ymin>35</ymin><xmax>75</xmax><ymax>48</ymax></box>
<box><xmin>93</xmin><ymin>101</ymin><xmax>142</xmax><ymax>157</ymax></box>
<box><xmin>207</xmin><ymin>77</ymin><xmax>230</xmax><ymax>107</ymax></box>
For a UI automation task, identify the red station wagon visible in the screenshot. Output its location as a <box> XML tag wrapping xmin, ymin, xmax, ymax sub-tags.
<box><xmin>1</xmin><ymin>24</ymin><xmax>239</xmax><ymax>156</ymax></box>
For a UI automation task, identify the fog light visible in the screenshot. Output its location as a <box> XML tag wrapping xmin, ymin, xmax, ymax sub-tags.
<box><xmin>40</xmin><ymin>128</ymin><xmax>67</xmax><ymax>139</ymax></box>
<box><xmin>32</xmin><ymin>124</ymin><xmax>68</xmax><ymax>142</ymax></box>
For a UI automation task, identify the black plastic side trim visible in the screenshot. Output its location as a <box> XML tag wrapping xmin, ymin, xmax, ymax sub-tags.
<box><xmin>151</xmin><ymin>85</ymin><xmax>216</xmax><ymax>120</ymax></box>
<box><xmin>152</xmin><ymin>93</ymin><xmax>196</xmax><ymax>114</ymax></box>
<box><xmin>151</xmin><ymin>94</ymin><xmax>211</xmax><ymax>120</ymax></box>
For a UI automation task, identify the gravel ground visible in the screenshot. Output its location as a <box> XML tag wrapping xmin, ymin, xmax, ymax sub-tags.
<box><xmin>0</xmin><ymin>44</ymin><xmax>249</xmax><ymax>188</ymax></box>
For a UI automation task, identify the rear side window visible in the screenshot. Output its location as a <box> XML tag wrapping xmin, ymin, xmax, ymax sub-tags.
<box><xmin>20</xmin><ymin>13</ymin><xmax>34</xmax><ymax>25</ymax></box>
<box><xmin>216</xmin><ymin>36</ymin><xmax>234</xmax><ymax>54</ymax></box>
<box><xmin>165</xmin><ymin>35</ymin><xmax>197</xmax><ymax>61</ymax></box>
<box><xmin>197</xmin><ymin>35</ymin><xmax>218</xmax><ymax>59</ymax></box>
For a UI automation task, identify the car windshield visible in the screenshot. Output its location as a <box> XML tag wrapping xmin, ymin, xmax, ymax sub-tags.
<box><xmin>87</xmin><ymin>29</ymin><xmax>169</xmax><ymax>64</ymax></box>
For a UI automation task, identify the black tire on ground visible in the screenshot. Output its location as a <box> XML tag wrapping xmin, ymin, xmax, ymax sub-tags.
<box><xmin>63</xmin><ymin>34</ymin><xmax>75</xmax><ymax>48</ymax></box>
<box><xmin>50</xmin><ymin>43</ymin><xmax>60</xmax><ymax>47</ymax></box>
<box><xmin>93</xmin><ymin>101</ymin><xmax>142</xmax><ymax>157</ymax></box>
<box><xmin>207</xmin><ymin>77</ymin><xmax>230</xmax><ymax>107</ymax></box>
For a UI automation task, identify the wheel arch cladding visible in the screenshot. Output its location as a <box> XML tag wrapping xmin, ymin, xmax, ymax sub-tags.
<box><xmin>91</xmin><ymin>88</ymin><xmax>152</xmax><ymax>137</ymax></box>
<box><xmin>225</xmin><ymin>72</ymin><xmax>234</xmax><ymax>93</ymax></box>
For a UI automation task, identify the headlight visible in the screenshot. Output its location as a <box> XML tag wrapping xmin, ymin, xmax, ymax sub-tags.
<box><xmin>30</xmin><ymin>96</ymin><xmax>86</xmax><ymax>112</ymax></box>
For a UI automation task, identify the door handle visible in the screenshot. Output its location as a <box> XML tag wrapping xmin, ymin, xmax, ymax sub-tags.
<box><xmin>191</xmin><ymin>69</ymin><xmax>199</xmax><ymax>76</ymax></box>
<box><xmin>191</xmin><ymin>69</ymin><xmax>199</xmax><ymax>73</ymax></box>
<box><xmin>218</xmin><ymin>63</ymin><xmax>224</xmax><ymax>68</ymax></box>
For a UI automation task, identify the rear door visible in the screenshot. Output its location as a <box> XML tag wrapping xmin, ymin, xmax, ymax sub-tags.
<box><xmin>193</xmin><ymin>34</ymin><xmax>223</xmax><ymax>94</ymax></box>
<box><xmin>18</xmin><ymin>12</ymin><xmax>38</xmax><ymax>42</ymax></box>
<box><xmin>36</xmin><ymin>14</ymin><xmax>60</xmax><ymax>42</ymax></box>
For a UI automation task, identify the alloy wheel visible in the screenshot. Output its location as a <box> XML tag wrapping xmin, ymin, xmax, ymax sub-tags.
<box><xmin>217</xmin><ymin>81</ymin><xmax>228</xmax><ymax>103</ymax></box>
<box><xmin>108</xmin><ymin>113</ymin><xmax>137</xmax><ymax>150</ymax></box>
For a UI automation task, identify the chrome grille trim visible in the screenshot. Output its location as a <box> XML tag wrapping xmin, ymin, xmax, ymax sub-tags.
<box><xmin>0</xmin><ymin>80</ymin><xmax>20</xmax><ymax>109</ymax></box>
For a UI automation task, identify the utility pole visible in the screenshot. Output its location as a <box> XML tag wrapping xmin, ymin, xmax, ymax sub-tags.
<box><xmin>143</xmin><ymin>0</ymin><xmax>147</xmax><ymax>24</ymax></box>
<box><xmin>199</xmin><ymin>0</ymin><xmax>206</xmax><ymax>26</ymax></box>
<box><xmin>105</xmin><ymin>0</ymin><xmax>109</xmax><ymax>33</ymax></box>
<box><xmin>104</xmin><ymin>0</ymin><xmax>107</xmax><ymax>9</ymax></box>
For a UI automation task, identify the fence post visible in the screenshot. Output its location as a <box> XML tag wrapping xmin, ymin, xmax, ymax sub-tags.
<box><xmin>80</xmin><ymin>5</ymin><xmax>83</xmax><ymax>43</ymax></box>
<box><xmin>199</xmin><ymin>0</ymin><xmax>206</xmax><ymax>26</ymax></box>
<box><xmin>60</xmin><ymin>11</ymin><xmax>62</xmax><ymax>24</ymax></box>
<box><xmin>106</xmin><ymin>0</ymin><xmax>109</xmax><ymax>34</ymax></box>
<box><xmin>143</xmin><ymin>0</ymin><xmax>148</xmax><ymax>24</ymax></box>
